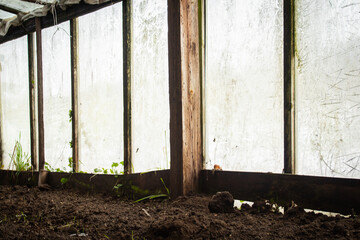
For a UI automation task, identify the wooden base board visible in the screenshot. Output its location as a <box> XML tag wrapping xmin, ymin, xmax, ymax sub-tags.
<box><xmin>1</xmin><ymin>169</ymin><xmax>359</xmax><ymax>214</ymax></box>
<box><xmin>201</xmin><ymin>170</ymin><xmax>360</xmax><ymax>215</ymax></box>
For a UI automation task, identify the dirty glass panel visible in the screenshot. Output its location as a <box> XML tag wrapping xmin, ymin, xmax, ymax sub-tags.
<box><xmin>205</xmin><ymin>0</ymin><xmax>284</xmax><ymax>172</ymax></box>
<box><xmin>295</xmin><ymin>1</ymin><xmax>360</xmax><ymax>178</ymax></box>
<box><xmin>79</xmin><ymin>3</ymin><xmax>124</xmax><ymax>173</ymax></box>
<box><xmin>132</xmin><ymin>0</ymin><xmax>170</xmax><ymax>172</ymax></box>
<box><xmin>0</xmin><ymin>36</ymin><xmax>31</xmax><ymax>170</ymax></box>
<box><xmin>42</xmin><ymin>22</ymin><xmax>72</xmax><ymax>172</ymax></box>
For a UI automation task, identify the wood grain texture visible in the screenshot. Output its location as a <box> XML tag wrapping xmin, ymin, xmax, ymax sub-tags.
<box><xmin>27</xmin><ymin>33</ymin><xmax>37</xmax><ymax>170</ymax></box>
<box><xmin>283</xmin><ymin>0</ymin><xmax>295</xmax><ymax>174</ymax></box>
<box><xmin>122</xmin><ymin>0</ymin><xmax>132</xmax><ymax>174</ymax></box>
<box><xmin>168</xmin><ymin>0</ymin><xmax>202</xmax><ymax>198</ymax></box>
<box><xmin>70</xmin><ymin>18</ymin><xmax>79</xmax><ymax>172</ymax></box>
<box><xmin>35</xmin><ymin>17</ymin><xmax>45</xmax><ymax>171</ymax></box>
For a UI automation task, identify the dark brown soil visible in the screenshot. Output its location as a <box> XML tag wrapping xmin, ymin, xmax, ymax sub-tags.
<box><xmin>0</xmin><ymin>185</ymin><xmax>360</xmax><ymax>239</ymax></box>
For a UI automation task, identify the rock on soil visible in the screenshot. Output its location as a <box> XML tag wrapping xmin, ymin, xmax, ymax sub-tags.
<box><xmin>208</xmin><ymin>191</ymin><xmax>234</xmax><ymax>213</ymax></box>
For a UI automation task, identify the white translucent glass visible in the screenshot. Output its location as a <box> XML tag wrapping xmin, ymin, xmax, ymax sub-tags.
<box><xmin>295</xmin><ymin>1</ymin><xmax>360</xmax><ymax>178</ymax></box>
<box><xmin>0</xmin><ymin>37</ymin><xmax>31</xmax><ymax>170</ymax></box>
<box><xmin>132</xmin><ymin>0</ymin><xmax>170</xmax><ymax>172</ymax></box>
<box><xmin>205</xmin><ymin>0</ymin><xmax>284</xmax><ymax>172</ymax></box>
<box><xmin>79</xmin><ymin>4</ymin><xmax>124</xmax><ymax>173</ymax></box>
<box><xmin>42</xmin><ymin>22</ymin><xmax>72</xmax><ymax>171</ymax></box>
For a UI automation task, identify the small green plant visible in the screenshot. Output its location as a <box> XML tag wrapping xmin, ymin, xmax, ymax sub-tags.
<box><xmin>93</xmin><ymin>161</ymin><xmax>124</xmax><ymax>175</ymax></box>
<box><xmin>134</xmin><ymin>178</ymin><xmax>170</xmax><ymax>202</ymax></box>
<box><xmin>60</xmin><ymin>177</ymin><xmax>69</xmax><ymax>184</ymax></box>
<box><xmin>9</xmin><ymin>133</ymin><xmax>31</xmax><ymax>171</ymax></box>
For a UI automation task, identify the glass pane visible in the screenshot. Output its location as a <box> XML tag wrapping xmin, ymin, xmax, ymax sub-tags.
<box><xmin>295</xmin><ymin>1</ymin><xmax>360</xmax><ymax>178</ymax></box>
<box><xmin>79</xmin><ymin>4</ymin><xmax>124</xmax><ymax>173</ymax></box>
<box><xmin>132</xmin><ymin>0</ymin><xmax>170</xmax><ymax>172</ymax></box>
<box><xmin>42</xmin><ymin>22</ymin><xmax>72</xmax><ymax>172</ymax></box>
<box><xmin>0</xmin><ymin>37</ymin><xmax>31</xmax><ymax>170</ymax></box>
<box><xmin>205</xmin><ymin>0</ymin><xmax>284</xmax><ymax>172</ymax></box>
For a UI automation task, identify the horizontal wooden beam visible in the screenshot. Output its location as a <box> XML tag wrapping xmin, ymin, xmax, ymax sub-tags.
<box><xmin>0</xmin><ymin>169</ymin><xmax>169</xmax><ymax>199</ymax></box>
<box><xmin>0</xmin><ymin>0</ymin><xmax>122</xmax><ymax>44</ymax></box>
<box><xmin>201</xmin><ymin>170</ymin><xmax>360</xmax><ymax>215</ymax></box>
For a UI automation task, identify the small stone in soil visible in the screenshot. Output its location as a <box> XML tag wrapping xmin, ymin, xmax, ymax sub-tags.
<box><xmin>208</xmin><ymin>191</ymin><xmax>234</xmax><ymax>213</ymax></box>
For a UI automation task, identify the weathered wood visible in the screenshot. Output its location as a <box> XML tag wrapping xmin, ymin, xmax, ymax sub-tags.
<box><xmin>46</xmin><ymin>170</ymin><xmax>170</xmax><ymax>198</ymax></box>
<box><xmin>168</xmin><ymin>0</ymin><xmax>202</xmax><ymax>198</ymax></box>
<box><xmin>0</xmin><ymin>170</ymin><xmax>38</xmax><ymax>186</ymax></box>
<box><xmin>201</xmin><ymin>170</ymin><xmax>360</xmax><ymax>215</ymax></box>
<box><xmin>35</xmin><ymin>17</ymin><xmax>45</xmax><ymax>171</ymax></box>
<box><xmin>70</xmin><ymin>18</ymin><xmax>79</xmax><ymax>172</ymax></box>
<box><xmin>122</xmin><ymin>0</ymin><xmax>132</xmax><ymax>174</ymax></box>
<box><xmin>0</xmin><ymin>60</ymin><xmax>2</xmax><ymax>169</ymax></box>
<box><xmin>27</xmin><ymin>33</ymin><xmax>37</xmax><ymax>170</ymax></box>
<box><xmin>283</xmin><ymin>0</ymin><xmax>295</xmax><ymax>174</ymax></box>
<box><xmin>199</xmin><ymin>0</ymin><xmax>205</xmax><ymax>168</ymax></box>
<box><xmin>0</xmin><ymin>0</ymin><xmax>123</xmax><ymax>45</ymax></box>
<box><xmin>0</xmin><ymin>169</ymin><xmax>169</xmax><ymax>199</ymax></box>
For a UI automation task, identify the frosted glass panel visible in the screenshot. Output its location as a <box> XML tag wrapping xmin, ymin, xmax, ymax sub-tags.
<box><xmin>205</xmin><ymin>0</ymin><xmax>284</xmax><ymax>172</ymax></box>
<box><xmin>295</xmin><ymin>1</ymin><xmax>360</xmax><ymax>178</ymax></box>
<box><xmin>42</xmin><ymin>22</ymin><xmax>72</xmax><ymax>171</ymax></box>
<box><xmin>79</xmin><ymin>4</ymin><xmax>124</xmax><ymax>173</ymax></box>
<box><xmin>132</xmin><ymin>0</ymin><xmax>170</xmax><ymax>172</ymax></box>
<box><xmin>0</xmin><ymin>37</ymin><xmax>30</xmax><ymax>170</ymax></box>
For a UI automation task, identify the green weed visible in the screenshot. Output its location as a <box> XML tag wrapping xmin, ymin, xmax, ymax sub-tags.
<box><xmin>9</xmin><ymin>133</ymin><xmax>31</xmax><ymax>172</ymax></box>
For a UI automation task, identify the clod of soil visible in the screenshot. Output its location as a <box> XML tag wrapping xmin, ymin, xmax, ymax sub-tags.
<box><xmin>208</xmin><ymin>191</ymin><xmax>234</xmax><ymax>213</ymax></box>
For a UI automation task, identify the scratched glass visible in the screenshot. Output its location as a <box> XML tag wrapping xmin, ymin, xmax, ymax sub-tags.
<box><xmin>132</xmin><ymin>0</ymin><xmax>170</xmax><ymax>172</ymax></box>
<box><xmin>295</xmin><ymin>1</ymin><xmax>360</xmax><ymax>178</ymax></box>
<box><xmin>78</xmin><ymin>3</ymin><xmax>124</xmax><ymax>173</ymax></box>
<box><xmin>42</xmin><ymin>21</ymin><xmax>72</xmax><ymax>172</ymax></box>
<box><xmin>0</xmin><ymin>36</ymin><xmax>30</xmax><ymax>170</ymax></box>
<box><xmin>205</xmin><ymin>0</ymin><xmax>284</xmax><ymax>172</ymax></box>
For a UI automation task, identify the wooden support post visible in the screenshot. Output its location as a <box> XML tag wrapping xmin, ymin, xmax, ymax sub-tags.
<box><xmin>283</xmin><ymin>0</ymin><xmax>295</xmax><ymax>174</ymax></box>
<box><xmin>0</xmin><ymin>61</ymin><xmax>2</xmax><ymax>168</ymax></box>
<box><xmin>123</xmin><ymin>0</ymin><xmax>133</xmax><ymax>174</ymax></box>
<box><xmin>168</xmin><ymin>0</ymin><xmax>202</xmax><ymax>198</ymax></box>
<box><xmin>70</xmin><ymin>18</ymin><xmax>79</xmax><ymax>172</ymax></box>
<box><xmin>35</xmin><ymin>17</ymin><xmax>45</xmax><ymax>171</ymax></box>
<box><xmin>27</xmin><ymin>33</ymin><xmax>37</xmax><ymax>170</ymax></box>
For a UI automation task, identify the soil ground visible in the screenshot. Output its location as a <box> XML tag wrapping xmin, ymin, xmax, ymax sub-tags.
<box><xmin>0</xmin><ymin>185</ymin><xmax>359</xmax><ymax>239</ymax></box>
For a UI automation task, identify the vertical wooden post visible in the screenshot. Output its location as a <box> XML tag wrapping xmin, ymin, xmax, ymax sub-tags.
<box><xmin>35</xmin><ymin>17</ymin><xmax>45</xmax><ymax>171</ymax></box>
<box><xmin>199</xmin><ymin>0</ymin><xmax>205</xmax><ymax>168</ymax></box>
<box><xmin>28</xmin><ymin>33</ymin><xmax>37</xmax><ymax>170</ymax></box>
<box><xmin>123</xmin><ymin>0</ymin><xmax>132</xmax><ymax>174</ymax></box>
<box><xmin>0</xmin><ymin>61</ymin><xmax>2</xmax><ymax>169</ymax></box>
<box><xmin>283</xmin><ymin>0</ymin><xmax>295</xmax><ymax>174</ymax></box>
<box><xmin>70</xmin><ymin>18</ymin><xmax>79</xmax><ymax>172</ymax></box>
<box><xmin>168</xmin><ymin>0</ymin><xmax>202</xmax><ymax>198</ymax></box>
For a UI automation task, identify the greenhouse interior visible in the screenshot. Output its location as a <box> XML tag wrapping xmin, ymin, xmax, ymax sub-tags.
<box><xmin>0</xmin><ymin>0</ymin><xmax>360</xmax><ymax>239</ymax></box>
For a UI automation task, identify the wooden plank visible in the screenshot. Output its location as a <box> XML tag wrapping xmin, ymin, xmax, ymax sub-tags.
<box><xmin>46</xmin><ymin>170</ymin><xmax>170</xmax><ymax>198</ymax></box>
<box><xmin>70</xmin><ymin>18</ymin><xmax>79</xmax><ymax>172</ymax></box>
<box><xmin>35</xmin><ymin>17</ymin><xmax>45</xmax><ymax>171</ymax></box>
<box><xmin>27</xmin><ymin>33</ymin><xmax>37</xmax><ymax>170</ymax></box>
<box><xmin>168</xmin><ymin>0</ymin><xmax>202</xmax><ymax>198</ymax></box>
<box><xmin>122</xmin><ymin>0</ymin><xmax>132</xmax><ymax>174</ymax></box>
<box><xmin>201</xmin><ymin>170</ymin><xmax>360</xmax><ymax>215</ymax></box>
<box><xmin>0</xmin><ymin>0</ymin><xmax>123</xmax><ymax>45</ymax></box>
<box><xmin>0</xmin><ymin>60</ymin><xmax>2</xmax><ymax>169</ymax></box>
<box><xmin>199</xmin><ymin>0</ymin><xmax>205</xmax><ymax>167</ymax></box>
<box><xmin>0</xmin><ymin>170</ymin><xmax>38</xmax><ymax>186</ymax></box>
<box><xmin>283</xmin><ymin>0</ymin><xmax>295</xmax><ymax>174</ymax></box>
